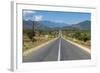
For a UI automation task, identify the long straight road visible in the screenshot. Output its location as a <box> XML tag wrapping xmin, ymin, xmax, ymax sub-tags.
<box><xmin>23</xmin><ymin>37</ymin><xmax>91</xmax><ymax>62</ymax></box>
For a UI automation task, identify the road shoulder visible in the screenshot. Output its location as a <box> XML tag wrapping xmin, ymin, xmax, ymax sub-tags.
<box><xmin>62</xmin><ymin>37</ymin><xmax>91</xmax><ymax>54</ymax></box>
<box><xmin>23</xmin><ymin>37</ymin><xmax>59</xmax><ymax>56</ymax></box>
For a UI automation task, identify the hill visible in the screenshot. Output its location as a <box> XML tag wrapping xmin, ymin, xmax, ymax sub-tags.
<box><xmin>62</xmin><ymin>20</ymin><xmax>91</xmax><ymax>30</ymax></box>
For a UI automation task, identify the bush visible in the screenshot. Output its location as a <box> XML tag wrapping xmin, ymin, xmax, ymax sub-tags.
<box><xmin>63</xmin><ymin>30</ymin><xmax>90</xmax><ymax>42</ymax></box>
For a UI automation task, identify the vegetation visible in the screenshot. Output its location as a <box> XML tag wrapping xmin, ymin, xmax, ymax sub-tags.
<box><xmin>62</xmin><ymin>29</ymin><xmax>91</xmax><ymax>49</ymax></box>
<box><xmin>23</xmin><ymin>20</ymin><xmax>91</xmax><ymax>51</ymax></box>
<box><xmin>23</xmin><ymin>21</ymin><xmax>59</xmax><ymax>51</ymax></box>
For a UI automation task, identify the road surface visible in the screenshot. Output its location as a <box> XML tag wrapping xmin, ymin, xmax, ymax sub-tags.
<box><xmin>23</xmin><ymin>37</ymin><xmax>91</xmax><ymax>62</ymax></box>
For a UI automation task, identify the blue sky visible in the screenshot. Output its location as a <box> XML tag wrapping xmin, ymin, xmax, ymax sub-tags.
<box><xmin>23</xmin><ymin>10</ymin><xmax>91</xmax><ymax>24</ymax></box>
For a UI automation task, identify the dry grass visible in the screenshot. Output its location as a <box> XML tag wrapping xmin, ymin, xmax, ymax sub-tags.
<box><xmin>64</xmin><ymin>36</ymin><xmax>91</xmax><ymax>49</ymax></box>
<box><xmin>23</xmin><ymin>35</ymin><xmax>55</xmax><ymax>51</ymax></box>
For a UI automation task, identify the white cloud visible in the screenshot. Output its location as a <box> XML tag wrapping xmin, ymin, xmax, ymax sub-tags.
<box><xmin>23</xmin><ymin>10</ymin><xmax>43</xmax><ymax>21</ymax></box>
<box><xmin>23</xmin><ymin>10</ymin><xmax>37</xmax><ymax>21</ymax></box>
<box><xmin>23</xmin><ymin>10</ymin><xmax>36</xmax><ymax>15</ymax></box>
<box><xmin>33</xmin><ymin>15</ymin><xmax>43</xmax><ymax>21</ymax></box>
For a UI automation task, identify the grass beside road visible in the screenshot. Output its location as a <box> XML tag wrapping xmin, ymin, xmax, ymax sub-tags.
<box><xmin>62</xmin><ymin>30</ymin><xmax>91</xmax><ymax>49</ymax></box>
<box><xmin>63</xmin><ymin>36</ymin><xmax>91</xmax><ymax>49</ymax></box>
<box><xmin>23</xmin><ymin>34</ymin><xmax>56</xmax><ymax>52</ymax></box>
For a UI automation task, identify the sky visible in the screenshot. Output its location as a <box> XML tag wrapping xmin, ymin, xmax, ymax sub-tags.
<box><xmin>23</xmin><ymin>10</ymin><xmax>91</xmax><ymax>24</ymax></box>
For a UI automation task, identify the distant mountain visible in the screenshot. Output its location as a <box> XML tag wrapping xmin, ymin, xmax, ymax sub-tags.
<box><xmin>23</xmin><ymin>20</ymin><xmax>91</xmax><ymax>31</ymax></box>
<box><xmin>40</xmin><ymin>21</ymin><xmax>67</xmax><ymax>28</ymax></box>
<box><xmin>23</xmin><ymin>20</ymin><xmax>68</xmax><ymax>30</ymax></box>
<box><xmin>23</xmin><ymin>20</ymin><xmax>50</xmax><ymax>31</ymax></box>
<box><xmin>23</xmin><ymin>20</ymin><xmax>33</xmax><ymax>29</ymax></box>
<box><xmin>62</xmin><ymin>20</ymin><xmax>91</xmax><ymax>30</ymax></box>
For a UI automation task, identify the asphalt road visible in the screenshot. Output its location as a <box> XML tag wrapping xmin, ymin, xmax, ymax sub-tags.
<box><xmin>23</xmin><ymin>37</ymin><xmax>91</xmax><ymax>62</ymax></box>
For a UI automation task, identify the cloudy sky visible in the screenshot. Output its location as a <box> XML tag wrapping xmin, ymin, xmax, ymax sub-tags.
<box><xmin>23</xmin><ymin>10</ymin><xmax>91</xmax><ymax>24</ymax></box>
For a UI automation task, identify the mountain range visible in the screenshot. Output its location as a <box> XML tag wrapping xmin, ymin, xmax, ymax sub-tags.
<box><xmin>62</xmin><ymin>20</ymin><xmax>91</xmax><ymax>30</ymax></box>
<box><xmin>23</xmin><ymin>20</ymin><xmax>91</xmax><ymax>31</ymax></box>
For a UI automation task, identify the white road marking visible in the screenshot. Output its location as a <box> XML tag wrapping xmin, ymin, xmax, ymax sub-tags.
<box><xmin>62</xmin><ymin>37</ymin><xmax>91</xmax><ymax>54</ymax></box>
<box><xmin>58</xmin><ymin>38</ymin><xmax>61</xmax><ymax>61</ymax></box>
<box><xmin>23</xmin><ymin>38</ymin><xmax>58</xmax><ymax>56</ymax></box>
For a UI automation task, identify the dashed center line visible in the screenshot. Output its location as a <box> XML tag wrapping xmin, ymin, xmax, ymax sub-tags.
<box><xmin>58</xmin><ymin>38</ymin><xmax>61</xmax><ymax>61</ymax></box>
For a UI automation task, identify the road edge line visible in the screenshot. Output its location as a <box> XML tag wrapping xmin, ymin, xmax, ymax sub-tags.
<box><xmin>62</xmin><ymin>37</ymin><xmax>91</xmax><ymax>54</ymax></box>
<box><xmin>23</xmin><ymin>37</ymin><xmax>58</xmax><ymax>56</ymax></box>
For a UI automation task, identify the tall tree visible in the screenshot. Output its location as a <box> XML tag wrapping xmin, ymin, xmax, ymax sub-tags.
<box><xmin>27</xmin><ymin>21</ymin><xmax>36</xmax><ymax>42</ymax></box>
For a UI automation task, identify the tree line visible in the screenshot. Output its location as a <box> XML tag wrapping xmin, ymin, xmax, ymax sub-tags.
<box><xmin>62</xmin><ymin>30</ymin><xmax>91</xmax><ymax>42</ymax></box>
<box><xmin>23</xmin><ymin>21</ymin><xmax>59</xmax><ymax>42</ymax></box>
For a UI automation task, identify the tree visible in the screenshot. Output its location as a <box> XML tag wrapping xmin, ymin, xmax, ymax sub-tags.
<box><xmin>26</xmin><ymin>21</ymin><xmax>36</xmax><ymax>42</ymax></box>
<box><xmin>73</xmin><ymin>32</ymin><xmax>81</xmax><ymax>39</ymax></box>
